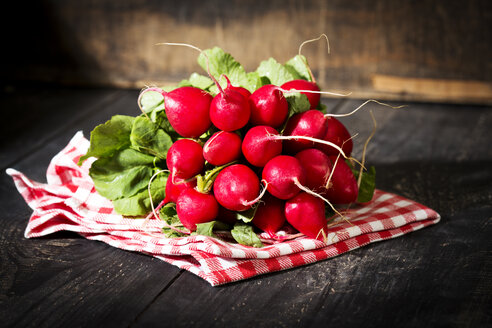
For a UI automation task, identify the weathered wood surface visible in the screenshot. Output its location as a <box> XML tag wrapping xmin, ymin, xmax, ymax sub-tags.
<box><xmin>1</xmin><ymin>0</ymin><xmax>491</xmax><ymax>103</ymax></box>
<box><xmin>0</xmin><ymin>88</ymin><xmax>491</xmax><ymax>327</ymax></box>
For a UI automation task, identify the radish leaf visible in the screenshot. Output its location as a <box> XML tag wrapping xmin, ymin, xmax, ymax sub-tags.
<box><xmin>284</xmin><ymin>55</ymin><xmax>312</xmax><ymax>81</ymax></box>
<box><xmin>112</xmin><ymin>173</ymin><xmax>167</xmax><ymax>216</ymax></box>
<box><xmin>197</xmin><ymin>47</ymin><xmax>261</xmax><ymax>93</ymax></box>
<box><xmin>256</xmin><ymin>57</ymin><xmax>298</xmax><ymax>86</ymax></box>
<box><xmin>78</xmin><ymin>115</ymin><xmax>134</xmax><ymax>165</ymax></box>
<box><xmin>194</xmin><ymin>221</ymin><xmax>217</xmax><ymax>237</ymax></box>
<box><xmin>130</xmin><ymin>116</ymin><xmax>173</xmax><ymax>160</ymax></box>
<box><xmin>140</xmin><ymin>91</ymin><xmax>164</xmax><ymax>114</ymax></box>
<box><xmin>89</xmin><ymin>149</ymin><xmax>155</xmax><ymax>200</ymax></box>
<box><xmin>351</xmin><ymin>165</ymin><xmax>376</xmax><ymax>203</ymax></box>
<box><xmin>188</xmin><ymin>72</ymin><xmax>215</xmax><ymax>90</ymax></box>
<box><xmin>231</xmin><ymin>222</ymin><xmax>263</xmax><ymax>248</ymax></box>
<box><xmin>235</xmin><ymin>206</ymin><xmax>258</xmax><ymax>223</ymax></box>
<box><xmin>286</xmin><ymin>92</ymin><xmax>311</xmax><ymax>116</ymax></box>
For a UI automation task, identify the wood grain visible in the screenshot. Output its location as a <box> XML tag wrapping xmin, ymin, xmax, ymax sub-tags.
<box><xmin>0</xmin><ymin>89</ymin><xmax>490</xmax><ymax>327</ymax></box>
<box><xmin>372</xmin><ymin>75</ymin><xmax>492</xmax><ymax>104</ymax></box>
<box><xmin>0</xmin><ymin>89</ymin><xmax>182</xmax><ymax>328</ymax></box>
<box><xmin>1</xmin><ymin>0</ymin><xmax>491</xmax><ymax>103</ymax></box>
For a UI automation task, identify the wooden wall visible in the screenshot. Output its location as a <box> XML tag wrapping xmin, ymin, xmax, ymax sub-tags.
<box><xmin>1</xmin><ymin>0</ymin><xmax>491</xmax><ymax>104</ymax></box>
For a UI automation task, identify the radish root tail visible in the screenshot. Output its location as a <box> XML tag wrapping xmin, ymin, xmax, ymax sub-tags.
<box><xmin>298</xmin><ymin>33</ymin><xmax>330</xmax><ymax>83</ymax></box>
<box><xmin>145</xmin><ymin>169</ymin><xmax>170</xmax><ymax>223</ymax></box>
<box><xmin>137</xmin><ymin>86</ymin><xmax>164</xmax><ymax>120</ymax></box>
<box><xmin>357</xmin><ymin>110</ymin><xmax>377</xmax><ymax>188</ymax></box>
<box><xmin>325</xmin><ymin>99</ymin><xmax>406</xmax><ymax>118</ymax></box>
<box><xmin>293</xmin><ymin>178</ymin><xmax>352</xmax><ymax>227</ymax></box>
<box><xmin>242</xmin><ymin>179</ymin><xmax>269</xmax><ymax>207</ymax></box>
<box><xmin>156</xmin><ymin>42</ymin><xmax>224</xmax><ymax>94</ymax></box>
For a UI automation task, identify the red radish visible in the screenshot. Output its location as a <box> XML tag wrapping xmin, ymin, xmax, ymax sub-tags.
<box><xmin>163</xmin><ymin>86</ymin><xmax>213</xmax><ymax>138</ymax></box>
<box><xmin>323</xmin><ymin>156</ymin><xmax>358</xmax><ymax>204</ymax></box>
<box><xmin>203</xmin><ymin>131</ymin><xmax>242</xmax><ymax>166</ymax></box>
<box><xmin>163</xmin><ymin>176</ymin><xmax>197</xmax><ymax>204</ymax></box>
<box><xmin>281</xmin><ymin>79</ymin><xmax>321</xmax><ymax>108</ymax></box>
<box><xmin>213</xmin><ymin>164</ymin><xmax>261</xmax><ymax>211</ymax></box>
<box><xmin>242</xmin><ymin>125</ymin><xmax>282</xmax><ymax>167</ymax></box>
<box><xmin>316</xmin><ymin>117</ymin><xmax>353</xmax><ymax>157</ymax></box>
<box><xmin>294</xmin><ymin>148</ymin><xmax>332</xmax><ymax>192</ymax></box>
<box><xmin>262</xmin><ymin>155</ymin><xmax>306</xmax><ymax>200</ymax></box>
<box><xmin>210</xmin><ymin>87</ymin><xmax>250</xmax><ymax>132</ymax></box>
<box><xmin>282</xmin><ymin>110</ymin><xmax>328</xmax><ymax>154</ymax></box>
<box><xmin>249</xmin><ymin>84</ymin><xmax>288</xmax><ymax>128</ymax></box>
<box><xmin>252</xmin><ymin>195</ymin><xmax>286</xmax><ymax>236</ymax></box>
<box><xmin>222</xmin><ymin>75</ymin><xmax>251</xmax><ymax>99</ymax></box>
<box><xmin>166</xmin><ymin>139</ymin><xmax>204</xmax><ymax>180</ymax></box>
<box><xmin>176</xmin><ymin>188</ymin><xmax>219</xmax><ymax>231</ymax></box>
<box><xmin>285</xmin><ymin>192</ymin><xmax>328</xmax><ymax>241</ymax></box>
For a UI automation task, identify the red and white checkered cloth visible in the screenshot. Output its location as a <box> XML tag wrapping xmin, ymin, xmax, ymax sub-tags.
<box><xmin>7</xmin><ymin>132</ymin><xmax>440</xmax><ymax>286</ymax></box>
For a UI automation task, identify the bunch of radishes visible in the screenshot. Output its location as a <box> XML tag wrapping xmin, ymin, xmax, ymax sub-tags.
<box><xmin>142</xmin><ymin>71</ymin><xmax>364</xmax><ymax>243</ymax></box>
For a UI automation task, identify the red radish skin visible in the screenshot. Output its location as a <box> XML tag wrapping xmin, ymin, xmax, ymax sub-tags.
<box><xmin>213</xmin><ymin>164</ymin><xmax>261</xmax><ymax>211</ymax></box>
<box><xmin>249</xmin><ymin>84</ymin><xmax>288</xmax><ymax>128</ymax></box>
<box><xmin>210</xmin><ymin>88</ymin><xmax>251</xmax><ymax>131</ymax></box>
<box><xmin>203</xmin><ymin>131</ymin><xmax>242</xmax><ymax>166</ymax></box>
<box><xmin>163</xmin><ymin>87</ymin><xmax>213</xmax><ymax>138</ymax></box>
<box><xmin>166</xmin><ymin>139</ymin><xmax>204</xmax><ymax>180</ymax></box>
<box><xmin>281</xmin><ymin>79</ymin><xmax>321</xmax><ymax>109</ymax></box>
<box><xmin>262</xmin><ymin>155</ymin><xmax>306</xmax><ymax>200</ymax></box>
<box><xmin>242</xmin><ymin>125</ymin><xmax>282</xmax><ymax>167</ymax></box>
<box><xmin>252</xmin><ymin>195</ymin><xmax>286</xmax><ymax>236</ymax></box>
<box><xmin>283</xmin><ymin>110</ymin><xmax>329</xmax><ymax>154</ymax></box>
<box><xmin>295</xmin><ymin>148</ymin><xmax>332</xmax><ymax>192</ymax></box>
<box><xmin>323</xmin><ymin>156</ymin><xmax>358</xmax><ymax>204</ymax></box>
<box><xmin>316</xmin><ymin>117</ymin><xmax>353</xmax><ymax>157</ymax></box>
<box><xmin>163</xmin><ymin>176</ymin><xmax>197</xmax><ymax>204</ymax></box>
<box><xmin>176</xmin><ymin>189</ymin><xmax>219</xmax><ymax>231</ymax></box>
<box><xmin>285</xmin><ymin>192</ymin><xmax>328</xmax><ymax>241</ymax></box>
<box><xmin>223</xmin><ymin>75</ymin><xmax>251</xmax><ymax>99</ymax></box>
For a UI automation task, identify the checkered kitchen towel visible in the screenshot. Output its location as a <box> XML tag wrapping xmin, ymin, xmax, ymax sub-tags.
<box><xmin>7</xmin><ymin>132</ymin><xmax>440</xmax><ymax>286</ymax></box>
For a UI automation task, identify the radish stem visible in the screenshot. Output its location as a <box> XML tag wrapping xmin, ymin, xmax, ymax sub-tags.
<box><xmin>357</xmin><ymin>110</ymin><xmax>377</xmax><ymax>188</ymax></box>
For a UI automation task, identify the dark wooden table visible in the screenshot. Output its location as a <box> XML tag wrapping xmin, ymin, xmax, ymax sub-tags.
<box><xmin>1</xmin><ymin>86</ymin><xmax>491</xmax><ymax>327</ymax></box>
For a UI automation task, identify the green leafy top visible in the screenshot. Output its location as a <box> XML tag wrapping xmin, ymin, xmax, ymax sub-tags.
<box><xmin>348</xmin><ymin>161</ymin><xmax>377</xmax><ymax>203</ymax></box>
<box><xmin>77</xmin><ymin>46</ymin><xmax>374</xmax><ymax>248</ymax></box>
<box><xmin>79</xmin><ymin>113</ymin><xmax>173</xmax><ymax>216</ymax></box>
<box><xmin>78</xmin><ymin>115</ymin><xmax>134</xmax><ymax>165</ymax></box>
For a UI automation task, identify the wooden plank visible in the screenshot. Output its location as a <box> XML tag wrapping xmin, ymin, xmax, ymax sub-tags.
<box><xmin>372</xmin><ymin>75</ymin><xmax>492</xmax><ymax>104</ymax></box>
<box><xmin>0</xmin><ymin>89</ymin><xmax>183</xmax><ymax>327</ymax></box>
<box><xmin>2</xmin><ymin>1</ymin><xmax>491</xmax><ymax>104</ymax></box>
<box><xmin>326</xmin><ymin>99</ymin><xmax>492</xmax><ymax>163</ymax></box>
<box><xmin>1</xmin><ymin>89</ymin><xmax>491</xmax><ymax>327</ymax></box>
<box><xmin>0</xmin><ymin>87</ymin><xmax>120</xmax><ymax>168</ymax></box>
<box><xmin>132</xmin><ymin>102</ymin><xmax>492</xmax><ymax>327</ymax></box>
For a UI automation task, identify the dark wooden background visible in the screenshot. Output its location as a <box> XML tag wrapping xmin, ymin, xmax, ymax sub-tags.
<box><xmin>1</xmin><ymin>0</ymin><xmax>491</xmax><ymax>103</ymax></box>
<box><xmin>0</xmin><ymin>1</ymin><xmax>491</xmax><ymax>327</ymax></box>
